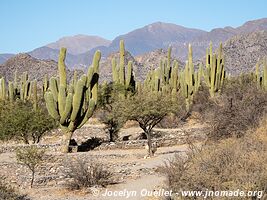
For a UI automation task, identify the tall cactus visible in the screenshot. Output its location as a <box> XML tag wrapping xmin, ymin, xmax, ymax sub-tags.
<box><xmin>179</xmin><ymin>44</ymin><xmax>201</xmax><ymax>110</ymax></box>
<box><xmin>255</xmin><ymin>58</ymin><xmax>267</xmax><ymax>91</ymax></box>
<box><xmin>112</xmin><ymin>40</ymin><xmax>135</xmax><ymax>92</ymax></box>
<box><xmin>0</xmin><ymin>77</ymin><xmax>6</xmax><ymax>101</ymax></box>
<box><xmin>264</xmin><ymin>60</ymin><xmax>267</xmax><ymax>91</ymax></box>
<box><xmin>44</xmin><ymin>48</ymin><xmax>101</xmax><ymax>153</ymax></box>
<box><xmin>42</xmin><ymin>74</ymin><xmax>49</xmax><ymax>97</ymax></box>
<box><xmin>0</xmin><ymin>70</ymin><xmax>37</xmax><ymax>107</ymax></box>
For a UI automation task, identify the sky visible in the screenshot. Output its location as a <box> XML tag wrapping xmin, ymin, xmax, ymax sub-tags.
<box><xmin>0</xmin><ymin>0</ymin><xmax>267</xmax><ymax>53</ymax></box>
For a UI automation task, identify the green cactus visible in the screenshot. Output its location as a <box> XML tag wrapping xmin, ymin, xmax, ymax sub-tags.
<box><xmin>42</xmin><ymin>74</ymin><xmax>49</xmax><ymax>97</ymax></box>
<box><xmin>263</xmin><ymin>58</ymin><xmax>267</xmax><ymax>91</ymax></box>
<box><xmin>8</xmin><ymin>81</ymin><xmax>14</xmax><ymax>102</ymax></box>
<box><xmin>0</xmin><ymin>77</ymin><xmax>6</xmax><ymax>101</ymax></box>
<box><xmin>31</xmin><ymin>80</ymin><xmax>38</xmax><ymax>111</ymax></box>
<box><xmin>111</xmin><ymin>40</ymin><xmax>136</xmax><ymax>93</ymax></box>
<box><xmin>44</xmin><ymin>47</ymin><xmax>101</xmax><ymax>153</ymax></box>
<box><xmin>256</xmin><ymin>58</ymin><xmax>267</xmax><ymax>91</ymax></box>
<box><xmin>119</xmin><ymin>40</ymin><xmax>125</xmax><ymax>85</ymax></box>
<box><xmin>204</xmin><ymin>42</ymin><xmax>225</xmax><ymax>97</ymax></box>
<box><xmin>0</xmin><ymin>70</ymin><xmax>38</xmax><ymax>109</ymax></box>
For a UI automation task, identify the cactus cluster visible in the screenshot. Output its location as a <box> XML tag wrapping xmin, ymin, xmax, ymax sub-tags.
<box><xmin>179</xmin><ymin>45</ymin><xmax>202</xmax><ymax>109</ymax></box>
<box><xmin>112</xmin><ymin>40</ymin><xmax>135</xmax><ymax>92</ymax></box>
<box><xmin>142</xmin><ymin>47</ymin><xmax>178</xmax><ymax>94</ymax></box>
<box><xmin>139</xmin><ymin>42</ymin><xmax>225</xmax><ymax>110</ymax></box>
<box><xmin>141</xmin><ymin>45</ymin><xmax>203</xmax><ymax>110</ymax></box>
<box><xmin>44</xmin><ymin>48</ymin><xmax>101</xmax><ymax>153</ymax></box>
<box><xmin>255</xmin><ymin>58</ymin><xmax>267</xmax><ymax>91</ymax></box>
<box><xmin>203</xmin><ymin>42</ymin><xmax>225</xmax><ymax>97</ymax></box>
<box><xmin>0</xmin><ymin>71</ymin><xmax>38</xmax><ymax>109</ymax></box>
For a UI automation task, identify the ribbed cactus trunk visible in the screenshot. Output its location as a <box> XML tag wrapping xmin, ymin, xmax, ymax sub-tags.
<box><xmin>61</xmin><ymin>130</ymin><xmax>73</xmax><ymax>153</ymax></box>
<box><xmin>44</xmin><ymin>47</ymin><xmax>101</xmax><ymax>153</ymax></box>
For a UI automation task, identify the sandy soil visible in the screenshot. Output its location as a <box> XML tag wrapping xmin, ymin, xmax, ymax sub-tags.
<box><xmin>6</xmin><ymin>144</ymin><xmax>189</xmax><ymax>200</ymax></box>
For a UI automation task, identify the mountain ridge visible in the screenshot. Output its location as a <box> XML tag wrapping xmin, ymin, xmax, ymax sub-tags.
<box><xmin>1</xmin><ymin>18</ymin><xmax>267</xmax><ymax>70</ymax></box>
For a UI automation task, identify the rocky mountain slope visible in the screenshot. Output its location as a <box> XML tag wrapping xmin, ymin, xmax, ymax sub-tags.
<box><xmin>0</xmin><ymin>54</ymin><xmax>76</xmax><ymax>83</ymax></box>
<box><xmin>135</xmin><ymin>48</ymin><xmax>184</xmax><ymax>70</ymax></box>
<box><xmin>223</xmin><ymin>30</ymin><xmax>267</xmax><ymax>75</ymax></box>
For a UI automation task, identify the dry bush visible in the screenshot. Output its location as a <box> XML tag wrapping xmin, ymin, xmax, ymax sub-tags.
<box><xmin>66</xmin><ymin>159</ymin><xmax>114</xmax><ymax>190</ymax></box>
<box><xmin>192</xmin><ymin>76</ymin><xmax>267</xmax><ymax>140</ymax></box>
<box><xmin>160</xmin><ymin>120</ymin><xmax>267</xmax><ymax>199</ymax></box>
<box><xmin>16</xmin><ymin>146</ymin><xmax>45</xmax><ymax>188</ymax></box>
<box><xmin>0</xmin><ymin>178</ymin><xmax>28</xmax><ymax>200</ymax></box>
<box><xmin>157</xmin><ymin>113</ymin><xmax>186</xmax><ymax>128</ymax></box>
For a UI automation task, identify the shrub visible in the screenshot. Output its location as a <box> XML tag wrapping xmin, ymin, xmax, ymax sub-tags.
<box><xmin>160</xmin><ymin>121</ymin><xmax>267</xmax><ymax>199</ymax></box>
<box><xmin>16</xmin><ymin>146</ymin><xmax>45</xmax><ymax>188</ymax></box>
<box><xmin>66</xmin><ymin>159</ymin><xmax>113</xmax><ymax>190</ymax></box>
<box><xmin>97</xmin><ymin>83</ymin><xmax>127</xmax><ymax>142</ymax></box>
<box><xmin>0</xmin><ymin>178</ymin><xmax>27</xmax><ymax>200</ymax></box>
<box><xmin>0</xmin><ymin>101</ymin><xmax>57</xmax><ymax>143</ymax></box>
<box><xmin>120</xmin><ymin>92</ymin><xmax>185</xmax><ymax>157</ymax></box>
<box><xmin>192</xmin><ymin>75</ymin><xmax>267</xmax><ymax>140</ymax></box>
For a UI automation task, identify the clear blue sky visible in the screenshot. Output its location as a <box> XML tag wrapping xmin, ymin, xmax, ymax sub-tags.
<box><xmin>1</xmin><ymin>0</ymin><xmax>267</xmax><ymax>53</ymax></box>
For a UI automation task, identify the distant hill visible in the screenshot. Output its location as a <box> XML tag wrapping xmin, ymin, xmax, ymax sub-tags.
<box><xmin>28</xmin><ymin>46</ymin><xmax>87</xmax><ymax>70</ymax></box>
<box><xmin>46</xmin><ymin>34</ymin><xmax>111</xmax><ymax>55</ymax></box>
<box><xmin>0</xmin><ymin>54</ymin><xmax>14</xmax><ymax>64</ymax></box>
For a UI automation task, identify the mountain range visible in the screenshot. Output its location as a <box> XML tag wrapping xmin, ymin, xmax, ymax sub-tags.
<box><xmin>1</xmin><ymin>18</ymin><xmax>267</xmax><ymax>80</ymax></box>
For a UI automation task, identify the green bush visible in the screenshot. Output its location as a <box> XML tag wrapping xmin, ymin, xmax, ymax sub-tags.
<box><xmin>97</xmin><ymin>83</ymin><xmax>126</xmax><ymax>142</ymax></box>
<box><xmin>0</xmin><ymin>101</ymin><xmax>57</xmax><ymax>143</ymax></box>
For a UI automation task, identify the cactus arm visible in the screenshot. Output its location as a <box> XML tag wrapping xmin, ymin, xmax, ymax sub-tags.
<box><xmin>44</xmin><ymin>91</ymin><xmax>60</xmax><ymax>120</ymax></box>
<box><xmin>32</xmin><ymin>80</ymin><xmax>38</xmax><ymax>111</ymax></box>
<box><xmin>8</xmin><ymin>81</ymin><xmax>14</xmax><ymax>102</ymax></box>
<box><xmin>58</xmin><ymin>48</ymin><xmax>67</xmax><ymax>88</ymax></box>
<box><xmin>60</xmin><ymin>92</ymin><xmax>73</xmax><ymax>124</ymax></box>
<box><xmin>58</xmin><ymin>85</ymin><xmax>66</xmax><ymax>116</ymax></box>
<box><xmin>70</xmin><ymin>78</ymin><xmax>85</xmax><ymax>122</ymax></box>
<box><xmin>91</xmin><ymin>50</ymin><xmax>101</xmax><ymax>103</ymax></box>
<box><xmin>119</xmin><ymin>40</ymin><xmax>125</xmax><ymax>85</ymax></box>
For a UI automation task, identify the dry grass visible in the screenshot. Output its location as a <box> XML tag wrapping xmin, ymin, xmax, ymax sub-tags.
<box><xmin>160</xmin><ymin>118</ymin><xmax>267</xmax><ymax>199</ymax></box>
